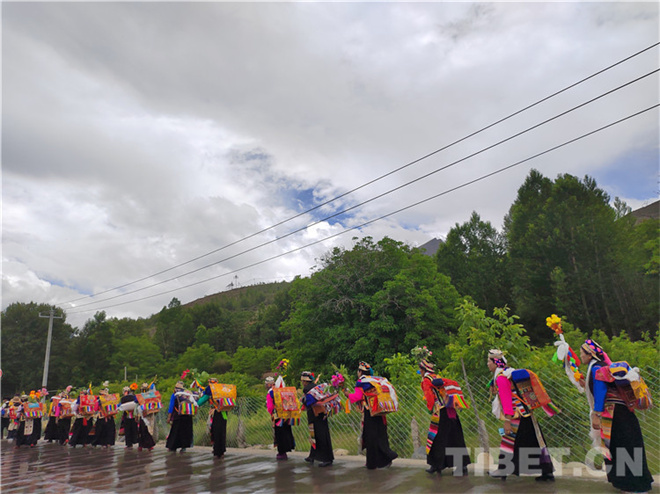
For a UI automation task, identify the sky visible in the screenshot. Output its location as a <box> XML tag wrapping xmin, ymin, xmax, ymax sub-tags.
<box><xmin>2</xmin><ymin>2</ymin><xmax>659</xmax><ymax>330</ymax></box>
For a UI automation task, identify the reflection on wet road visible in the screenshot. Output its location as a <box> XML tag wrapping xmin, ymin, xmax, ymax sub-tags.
<box><xmin>0</xmin><ymin>442</ymin><xmax>633</xmax><ymax>493</ymax></box>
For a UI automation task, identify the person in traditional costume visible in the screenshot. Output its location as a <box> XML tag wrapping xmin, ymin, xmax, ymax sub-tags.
<box><xmin>6</xmin><ymin>395</ymin><xmax>21</xmax><ymax>441</ymax></box>
<box><xmin>119</xmin><ymin>385</ymin><xmax>139</xmax><ymax>448</ymax></box>
<box><xmin>578</xmin><ymin>339</ymin><xmax>653</xmax><ymax>493</ymax></box>
<box><xmin>43</xmin><ymin>391</ymin><xmax>62</xmax><ymax>443</ymax></box>
<box><xmin>343</xmin><ymin>361</ymin><xmax>398</xmax><ymax>470</ymax></box>
<box><xmin>15</xmin><ymin>393</ymin><xmax>42</xmax><ymax>448</ymax></box>
<box><xmin>265</xmin><ymin>376</ymin><xmax>296</xmax><ymax>460</ymax></box>
<box><xmin>136</xmin><ymin>382</ymin><xmax>157</xmax><ymax>451</ymax></box>
<box><xmin>166</xmin><ymin>381</ymin><xmax>195</xmax><ymax>453</ymax></box>
<box><xmin>301</xmin><ymin>371</ymin><xmax>334</xmax><ymax>467</ymax></box>
<box><xmin>197</xmin><ymin>377</ymin><xmax>229</xmax><ymax>459</ymax></box>
<box><xmin>487</xmin><ymin>349</ymin><xmax>555</xmax><ymax>481</ymax></box>
<box><xmin>92</xmin><ymin>384</ymin><xmax>117</xmax><ymax>448</ymax></box>
<box><xmin>419</xmin><ymin>358</ymin><xmax>471</xmax><ymax>475</ymax></box>
<box><xmin>70</xmin><ymin>389</ymin><xmax>95</xmax><ymax>447</ymax></box>
<box><xmin>1</xmin><ymin>398</ymin><xmax>11</xmax><ymax>439</ymax></box>
<box><xmin>55</xmin><ymin>387</ymin><xmax>74</xmax><ymax>445</ymax></box>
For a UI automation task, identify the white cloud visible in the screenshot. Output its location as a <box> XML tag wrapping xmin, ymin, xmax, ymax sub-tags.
<box><xmin>2</xmin><ymin>2</ymin><xmax>658</xmax><ymax>329</ymax></box>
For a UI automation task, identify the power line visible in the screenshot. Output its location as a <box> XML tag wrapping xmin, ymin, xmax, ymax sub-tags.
<box><xmin>66</xmin><ymin>103</ymin><xmax>659</xmax><ymax>315</ymax></box>
<box><xmin>65</xmin><ymin>68</ymin><xmax>659</xmax><ymax>310</ymax></box>
<box><xmin>58</xmin><ymin>42</ymin><xmax>660</xmax><ymax>306</ymax></box>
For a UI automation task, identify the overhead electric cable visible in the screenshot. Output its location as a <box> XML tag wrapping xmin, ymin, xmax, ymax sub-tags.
<box><xmin>66</xmin><ymin>103</ymin><xmax>659</xmax><ymax>315</ymax></box>
<box><xmin>65</xmin><ymin>68</ymin><xmax>659</xmax><ymax>310</ymax></box>
<box><xmin>58</xmin><ymin>42</ymin><xmax>660</xmax><ymax>306</ymax></box>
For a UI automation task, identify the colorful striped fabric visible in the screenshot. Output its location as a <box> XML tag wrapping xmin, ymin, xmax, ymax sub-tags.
<box><xmin>426</xmin><ymin>413</ymin><xmax>440</xmax><ymax>455</ymax></box>
<box><xmin>499</xmin><ymin>418</ymin><xmax>520</xmax><ymax>454</ymax></box>
<box><xmin>23</xmin><ymin>403</ymin><xmax>44</xmax><ymax>419</ymax></box>
<box><xmin>179</xmin><ymin>400</ymin><xmax>198</xmax><ymax>416</ymax></box>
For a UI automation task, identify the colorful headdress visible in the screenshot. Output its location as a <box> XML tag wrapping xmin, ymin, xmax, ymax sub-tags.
<box><xmin>122</xmin><ymin>386</ymin><xmax>130</xmax><ymax>393</ymax></box>
<box><xmin>358</xmin><ymin>361</ymin><xmax>374</xmax><ymax>375</ymax></box>
<box><xmin>581</xmin><ymin>339</ymin><xmax>612</xmax><ymax>364</ymax></box>
<box><xmin>174</xmin><ymin>381</ymin><xmax>185</xmax><ymax>390</ymax></box>
<box><xmin>141</xmin><ymin>382</ymin><xmax>150</xmax><ymax>391</ymax></box>
<box><xmin>264</xmin><ymin>376</ymin><xmax>275</xmax><ymax>384</ymax></box>
<box><xmin>419</xmin><ymin>359</ymin><xmax>435</xmax><ymax>372</ymax></box>
<box><xmin>488</xmin><ymin>349</ymin><xmax>508</xmax><ymax>369</ymax></box>
<box><xmin>208</xmin><ymin>377</ymin><xmax>218</xmax><ymax>384</ymax></box>
<box><xmin>300</xmin><ymin>371</ymin><xmax>314</xmax><ymax>382</ymax></box>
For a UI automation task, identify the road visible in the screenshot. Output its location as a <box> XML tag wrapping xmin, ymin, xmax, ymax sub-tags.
<box><xmin>1</xmin><ymin>441</ymin><xmax>655</xmax><ymax>493</ymax></box>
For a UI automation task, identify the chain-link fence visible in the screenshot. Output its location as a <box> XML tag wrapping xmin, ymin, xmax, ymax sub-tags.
<box><xmin>150</xmin><ymin>366</ymin><xmax>659</xmax><ymax>473</ymax></box>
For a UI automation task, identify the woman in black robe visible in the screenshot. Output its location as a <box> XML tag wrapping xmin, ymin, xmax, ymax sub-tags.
<box><xmin>344</xmin><ymin>362</ymin><xmax>398</xmax><ymax>469</ymax></box>
<box><xmin>166</xmin><ymin>381</ymin><xmax>195</xmax><ymax>453</ymax></box>
<box><xmin>580</xmin><ymin>340</ymin><xmax>653</xmax><ymax>493</ymax></box>
<box><xmin>15</xmin><ymin>395</ymin><xmax>42</xmax><ymax>448</ymax></box>
<box><xmin>92</xmin><ymin>387</ymin><xmax>117</xmax><ymax>448</ymax></box>
<box><xmin>265</xmin><ymin>376</ymin><xmax>296</xmax><ymax>460</ymax></box>
<box><xmin>69</xmin><ymin>390</ymin><xmax>94</xmax><ymax>447</ymax></box>
<box><xmin>302</xmin><ymin>371</ymin><xmax>334</xmax><ymax>467</ymax></box>
<box><xmin>197</xmin><ymin>378</ymin><xmax>227</xmax><ymax>458</ymax></box>
<box><xmin>119</xmin><ymin>386</ymin><xmax>139</xmax><ymax>448</ymax></box>
<box><xmin>55</xmin><ymin>391</ymin><xmax>73</xmax><ymax>445</ymax></box>
<box><xmin>43</xmin><ymin>393</ymin><xmax>61</xmax><ymax>442</ymax></box>
<box><xmin>137</xmin><ymin>383</ymin><xmax>157</xmax><ymax>451</ymax></box>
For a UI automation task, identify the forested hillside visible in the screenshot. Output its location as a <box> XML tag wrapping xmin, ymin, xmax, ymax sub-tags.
<box><xmin>2</xmin><ymin>170</ymin><xmax>658</xmax><ymax>396</ymax></box>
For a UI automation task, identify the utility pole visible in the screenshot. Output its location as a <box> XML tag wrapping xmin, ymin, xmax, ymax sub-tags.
<box><xmin>39</xmin><ymin>309</ymin><xmax>63</xmax><ymax>395</ymax></box>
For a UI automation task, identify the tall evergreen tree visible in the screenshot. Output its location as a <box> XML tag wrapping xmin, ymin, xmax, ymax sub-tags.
<box><xmin>436</xmin><ymin>211</ymin><xmax>511</xmax><ymax>311</ymax></box>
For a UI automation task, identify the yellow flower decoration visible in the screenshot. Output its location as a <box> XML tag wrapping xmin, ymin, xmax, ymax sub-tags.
<box><xmin>546</xmin><ymin>314</ymin><xmax>563</xmax><ymax>335</ymax></box>
<box><xmin>29</xmin><ymin>390</ymin><xmax>36</xmax><ymax>399</ymax></box>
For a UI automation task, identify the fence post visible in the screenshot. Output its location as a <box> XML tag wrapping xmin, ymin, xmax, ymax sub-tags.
<box><xmin>237</xmin><ymin>399</ymin><xmax>247</xmax><ymax>448</ymax></box>
<box><xmin>411</xmin><ymin>416</ymin><xmax>420</xmax><ymax>450</ymax></box>
<box><xmin>461</xmin><ymin>357</ymin><xmax>490</xmax><ymax>467</ymax></box>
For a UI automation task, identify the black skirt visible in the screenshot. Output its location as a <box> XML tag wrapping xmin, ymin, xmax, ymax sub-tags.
<box><xmin>274</xmin><ymin>423</ymin><xmax>295</xmax><ymax>455</ymax></box>
<box><xmin>427</xmin><ymin>408</ymin><xmax>471</xmax><ymax>471</ymax></box>
<box><xmin>92</xmin><ymin>416</ymin><xmax>116</xmax><ymax>446</ymax></box>
<box><xmin>69</xmin><ymin>417</ymin><xmax>93</xmax><ymax>447</ymax></box>
<box><xmin>211</xmin><ymin>411</ymin><xmax>227</xmax><ymax>457</ymax></box>
<box><xmin>307</xmin><ymin>412</ymin><xmax>334</xmax><ymax>463</ymax></box>
<box><xmin>605</xmin><ymin>404</ymin><xmax>654</xmax><ymax>492</ymax></box>
<box><xmin>362</xmin><ymin>409</ymin><xmax>398</xmax><ymax>469</ymax></box>
<box><xmin>44</xmin><ymin>416</ymin><xmax>59</xmax><ymax>441</ymax></box>
<box><xmin>166</xmin><ymin>415</ymin><xmax>193</xmax><ymax>451</ymax></box>
<box><xmin>57</xmin><ymin>417</ymin><xmax>72</xmax><ymax>445</ymax></box>
<box><xmin>138</xmin><ymin>416</ymin><xmax>157</xmax><ymax>450</ymax></box>
<box><xmin>16</xmin><ymin>418</ymin><xmax>42</xmax><ymax>447</ymax></box>
<box><xmin>121</xmin><ymin>414</ymin><xmax>139</xmax><ymax>447</ymax></box>
<box><xmin>497</xmin><ymin>415</ymin><xmax>553</xmax><ymax>476</ymax></box>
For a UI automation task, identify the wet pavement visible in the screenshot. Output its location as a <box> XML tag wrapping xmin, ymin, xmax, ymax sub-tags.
<box><xmin>1</xmin><ymin>441</ymin><xmax>655</xmax><ymax>493</ymax></box>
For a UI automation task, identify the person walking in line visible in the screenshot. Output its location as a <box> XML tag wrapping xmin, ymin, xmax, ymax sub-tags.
<box><xmin>419</xmin><ymin>358</ymin><xmax>471</xmax><ymax>475</ymax></box>
<box><xmin>301</xmin><ymin>371</ymin><xmax>334</xmax><ymax>467</ymax></box>
<box><xmin>165</xmin><ymin>381</ymin><xmax>196</xmax><ymax>453</ymax></box>
<box><xmin>344</xmin><ymin>361</ymin><xmax>398</xmax><ymax>470</ymax></box>
<box><xmin>265</xmin><ymin>376</ymin><xmax>296</xmax><ymax>460</ymax></box>
<box><xmin>487</xmin><ymin>349</ymin><xmax>555</xmax><ymax>482</ymax></box>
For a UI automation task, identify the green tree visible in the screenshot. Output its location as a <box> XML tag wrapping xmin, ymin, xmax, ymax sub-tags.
<box><xmin>283</xmin><ymin>237</ymin><xmax>460</xmax><ymax>374</ymax></box>
<box><xmin>1</xmin><ymin>302</ymin><xmax>75</xmax><ymax>394</ymax></box>
<box><xmin>109</xmin><ymin>336</ymin><xmax>164</xmax><ymax>381</ymax></box>
<box><xmin>230</xmin><ymin>346</ymin><xmax>281</xmax><ymax>379</ymax></box>
<box><xmin>154</xmin><ymin>298</ymin><xmax>195</xmax><ymax>358</ymax></box>
<box><xmin>176</xmin><ymin>344</ymin><xmax>219</xmax><ymax>375</ymax></box>
<box><xmin>444</xmin><ymin>300</ymin><xmax>531</xmax><ymax>379</ymax></box>
<box><xmin>505</xmin><ymin>170</ymin><xmax>655</xmax><ymax>340</ymax></box>
<box><xmin>436</xmin><ymin>211</ymin><xmax>511</xmax><ymax>311</ymax></box>
<box><xmin>71</xmin><ymin>311</ymin><xmax>115</xmax><ymax>384</ymax></box>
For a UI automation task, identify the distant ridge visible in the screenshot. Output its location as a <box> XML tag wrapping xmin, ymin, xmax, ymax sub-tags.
<box><xmin>419</xmin><ymin>237</ymin><xmax>442</xmax><ymax>257</ymax></box>
<box><xmin>630</xmin><ymin>200</ymin><xmax>659</xmax><ymax>223</ymax></box>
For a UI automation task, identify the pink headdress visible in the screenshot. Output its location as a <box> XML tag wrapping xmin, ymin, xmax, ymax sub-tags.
<box><xmin>582</xmin><ymin>339</ymin><xmax>612</xmax><ymax>365</ymax></box>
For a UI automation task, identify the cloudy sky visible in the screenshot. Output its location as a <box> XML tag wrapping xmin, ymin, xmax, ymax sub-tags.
<box><xmin>2</xmin><ymin>2</ymin><xmax>658</xmax><ymax>330</ymax></box>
